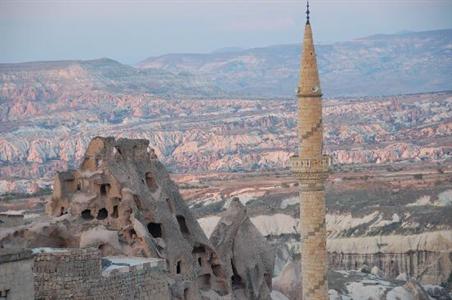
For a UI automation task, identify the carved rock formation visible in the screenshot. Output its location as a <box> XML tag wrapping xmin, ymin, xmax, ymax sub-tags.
<box><xmin>1</xmin><ymin>137</ymin><xmax>230</xmax><ymax>300</ymax></box>
<box><xmin>210</xmin><ymin>197</ymin><xmax>275</xmax><ymax>300</ymax></box>
<box><xmin>272</xmin><ymin>261</ymin><xmax>301</xmax><ymax>300</ymax></box>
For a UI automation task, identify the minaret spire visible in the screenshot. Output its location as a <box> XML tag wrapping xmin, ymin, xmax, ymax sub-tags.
<box><xmin>291</xmin><ymin>1</ymin><xmax>331</xmax><ymax>300</ymax></box>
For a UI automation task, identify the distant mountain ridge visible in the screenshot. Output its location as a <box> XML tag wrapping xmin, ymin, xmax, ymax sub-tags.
<box><xmin>138</xmin><ymin>29</ymin><xmax>452</xmax><ymax>97</ymax></box>
<box><xmin>0</xmin><ymin>29</ymin><xmax>451</xmax><ymax>100</ymax></box>
<box><xmin>0</xmin><ymin>57</ymin><xmax>223</xmax><ymax>100</ymax></box>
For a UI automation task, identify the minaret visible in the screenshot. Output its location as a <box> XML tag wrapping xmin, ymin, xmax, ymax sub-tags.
<box><xmin>291</xmin><ymin>2</ymin><xmax>331</xmax><ymax>300</ymax></box>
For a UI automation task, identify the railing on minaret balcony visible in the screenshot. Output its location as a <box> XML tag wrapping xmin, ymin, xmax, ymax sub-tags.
<box><xmin>289</xmin><ymin>154</ymin><xmax>331</xmax><ymax>174</ymax></box>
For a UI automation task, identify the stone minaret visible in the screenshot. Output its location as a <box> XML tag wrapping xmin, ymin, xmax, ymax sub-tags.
<box><xmin>290</xmin><ymin>2</ymin><xmax>331</xmax><ymax>300</ymax></box>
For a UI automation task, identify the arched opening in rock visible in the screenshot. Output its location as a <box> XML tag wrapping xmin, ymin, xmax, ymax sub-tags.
<box><xmin>176</xmin><ymin>260</ymin><xmax>182</xmax><ymax>274</ymax></box>
<box><xmin>198</xmin><ymin>257</ymin><xmax>202</xmax><ymax>266</ymax></box>
<box><xmin>97</xmin><ymin>208</ymin><xmax>108</xmax><ymax>220</ymax></box>
<box><xmin>231</xmin><ymin>260</ymin><xmax>244</xmax><ymax>290</ymax></box>
<box><xmin>183</xmin><ymin>288</ymin><xmax>189</xmax><ymax>300</ymax></box>
<box><xmin>77</xmin><ymin>182</ymin><xmax>81</xmax><ymax>191</ymax></box>
<box><xmin>145</xmin><ymin>172</ymin><xmax>158</xmax><ymax>192</ymax></box>
<box><xmin>60</xmin><ymin>207</ymin><xmax>65</xmax><ymax>216</ymax></box>
<box><xmin>81</xmin><ymin>209</ymin><xmax>94</xmax><ymax>220</ymax></box>
<box><xmin>100</xmin><ymin>184</ymin><xmax>109</xmax><ymax>196</ymax></box>
<box><xmin>198</xmin><ymin>274</ymin><xmax>211</xmax><ymax>290</ymax></box>
<box><xmin>147</xmin><ymin>222</ymin><xmax>163</xmax><ymax>238</ymax></box>
<box><xmin>112</xmin><ymin>205</ymin><xmax>118</xmax><ymax>218</ymax></box>
<box><xmin>176</xmin><ymin>215</ymin><xmax>190</xmax><ymax>235</ymax></box>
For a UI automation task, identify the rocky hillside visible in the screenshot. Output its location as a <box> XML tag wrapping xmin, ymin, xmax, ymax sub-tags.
<box><xmin>138</xmin><ymin>29</ymin><xmax>452</xmax><ymax>97</ymax></box>
<box><xmin>1</xmin><ymin>29</ymin><xmax>451</xmax><ymax>104</ymax></box>
<box><xmin>1</xmin><ymin>91</ymin><xmax>451</xmax><ymax>194</ymax></box>
<box><xmin>0</xmin><ymin>58</ymin><xmax>221</xmax><ymax>109</ymax></box>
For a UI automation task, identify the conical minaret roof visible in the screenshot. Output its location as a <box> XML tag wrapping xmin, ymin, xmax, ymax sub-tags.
<box><xmin>297</xmin><ymin>2</ymin><xmax>322</xmax><ymax>97</ymax></box>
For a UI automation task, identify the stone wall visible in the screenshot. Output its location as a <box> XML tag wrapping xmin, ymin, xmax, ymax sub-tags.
<box><xmin>0</xmin><ymin>250</ymin><xmax>35</xmax><ymax>300</ymax></box>
<box><xmin>33</xmin><ymin>248</ymin><xmax>170</xmax><ymax>299</ymax></box>
<box><xmin>0</xmin><ymin>248</ymin><xmax>170</xmax><ymax>300</ymax></box>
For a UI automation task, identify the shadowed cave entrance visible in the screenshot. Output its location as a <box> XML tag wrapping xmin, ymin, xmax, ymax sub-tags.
<box><xmin>96</xmin><ymin>208</ymin><xmax>108</xmax><ymax>220</ymax></box>
<box><xmin>176</xmin><ymin>215</ymin><xmax>190</xmax><ymax>235</ymax></box>
<box><xmin>231</xmin><ymin>259</ymin><xmax>244</xmax><ymax>290</ymax></box>
<box><xmin>81</xmin><ymin>209</ymin><xmax>94</xmax><ymax>220</ymax></box>
<box><xmin>147</xmin><ymin>222</ymin><xmax>163</xmax><ymax>238</ymax></box>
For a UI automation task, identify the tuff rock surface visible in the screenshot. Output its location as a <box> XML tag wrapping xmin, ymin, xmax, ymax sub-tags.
<box><xmin>1</xmin><ymin>137</ymin><xmax>231</xmax><ymax>299</ymax></box>
<box><xmin>210</xmin><ymin>197</ymin><xmax>275</xmax><ymax>300</ymax></box>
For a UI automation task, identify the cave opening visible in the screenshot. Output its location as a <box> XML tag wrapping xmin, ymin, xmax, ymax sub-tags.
<box><xmin>176</xmin><ymin>260</ymin><xmax>182</xmax><ymax>274</ymax></box>
<box><xmin>176</xmin><ymin>215</ymin><xmax>190</xmax><ymax>235</ymax></box>
<box><xmin>147</xmin><ymin>222</ymin><xmax>163</xmax><ymax>238</ymax></box>
<box><xmin>192</xmin><ymin>245</ymin><xmax>206</xmax><ymax>254</ymax></box>
<box><xmin>97</xmin><ymin>208</ymin><xmax>108</xmax><ymax>220</ymax></box>
<box><xmin>100</xmin><ymin>184</ymin><xmax>110</xmax><ymax>196</ymax></box>
<box><xmin>231</xmin><ymin>259</ymin><xmax>244</xmax><ymax>290</ymax></box>
<box><xmin>112</xmin><ymin>205</ymin><xmax>118</xmax><ymax>218</ymax></box>
<box><xmin>81</xmin><ymin>209</ymin><xmax>94</xmax><ymax>220</ymax></box>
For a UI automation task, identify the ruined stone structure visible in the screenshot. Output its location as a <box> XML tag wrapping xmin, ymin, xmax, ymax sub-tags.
<box><xmin>210</xmin><ymin>198</ymin><xmax>275</xmax><ymax>300</ymax></box>
<box><xmin>290</xmin><ymin>3</ymin><xmax>331</xmax><ymax>300</ymax></box>
<box><xmin>1</xmin><ymin>137</ymin><xmax>230</xmax><ymax>299</ymax></box>
<box><xmin>0</xmin><ymin>247</ymin><xmax>169</xmax><ymax>299</ymax></box>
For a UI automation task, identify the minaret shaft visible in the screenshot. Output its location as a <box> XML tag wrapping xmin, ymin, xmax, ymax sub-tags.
<box><xmin>291</xmin><ymin>10</ymin><xmax>330</xmax><ymax>300</ymax></box>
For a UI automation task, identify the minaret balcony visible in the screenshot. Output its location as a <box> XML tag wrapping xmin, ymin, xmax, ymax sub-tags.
<box><xmin>290</xmin><ymin>154</ymin><xmax>331</xmax><ymax>174</ymax></box>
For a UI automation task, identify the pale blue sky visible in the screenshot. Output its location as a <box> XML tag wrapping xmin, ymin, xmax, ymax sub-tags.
<box><xmin>1</xmin><ymin>0</ymin><xmax>452</xmax><ymax>64</ymax></box>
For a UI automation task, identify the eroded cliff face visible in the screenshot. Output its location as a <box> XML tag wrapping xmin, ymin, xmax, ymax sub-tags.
<box><xmin>1</xmin><ymin>92</ymin><xmax>451</xmax><ymax>195</ymax></box>
<box><xmin>1</xmin><ymin>137</ymin><xmax>231</xmax><ymax>300</ymax></box>
<box><xmin>328</xmin><ymin>250</ymin><xmax>451</xmax><ymax>286</ymax></box>
<box><xmin>272</xmin><ymin>262</ymin><xmax>449</xmax><ymax>300</ymax></box>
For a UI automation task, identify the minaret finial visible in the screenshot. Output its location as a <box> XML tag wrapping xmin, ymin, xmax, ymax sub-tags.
<box><xmin>306</xmin><ymin>0</ymin><xmax>310</xmax><ymax>25</ymax></box>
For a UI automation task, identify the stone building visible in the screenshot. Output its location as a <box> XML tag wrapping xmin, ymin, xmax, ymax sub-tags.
<box><xmin>290</xmin><ymin>2</ymin><xmax>331</xmax><ymax>300</ymax></box>
<box><xmin>0</xmin><ymin>247</ymin><xmax>169</xmax><ymax>299</ymax></box>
